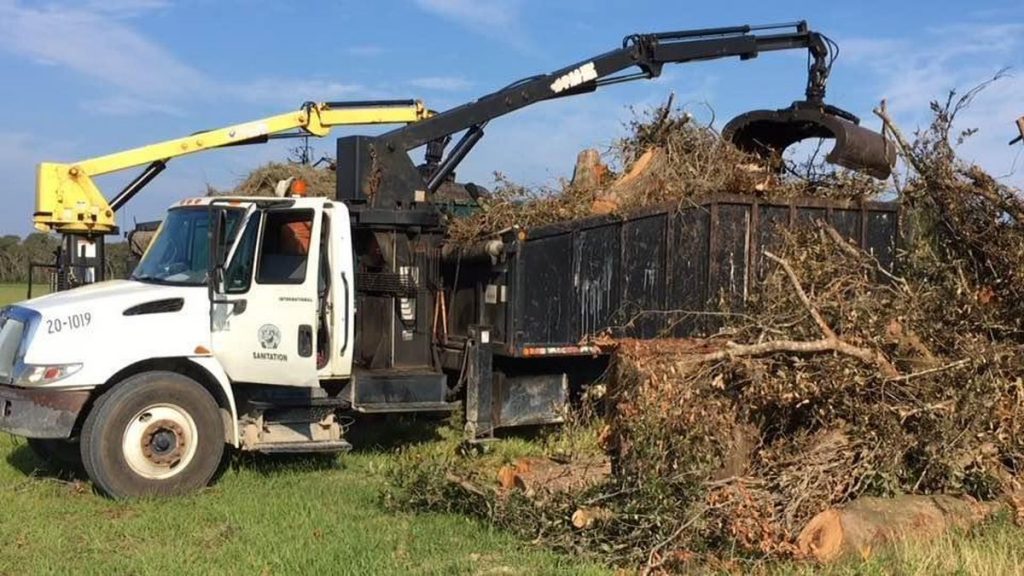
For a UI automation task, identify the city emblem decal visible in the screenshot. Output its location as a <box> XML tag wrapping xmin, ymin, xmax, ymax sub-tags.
<box><xmin>258</xmin><ymin>324</ymin><xmax>282</xmax><ymax>350</ymax></box>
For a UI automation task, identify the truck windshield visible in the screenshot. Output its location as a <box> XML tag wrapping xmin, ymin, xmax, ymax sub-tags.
<box><xmin>132</xmin><ymin>207</ymin><xmax>245</xmax><ymax>286</ymax></box>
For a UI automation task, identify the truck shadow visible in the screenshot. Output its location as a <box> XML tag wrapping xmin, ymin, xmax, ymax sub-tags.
<box><xmin>345</xmin><ymin>413</ymin><xmax>452</xmax><ymax>451</ymax></box>
<box><xmin>226</xmin><ymin>414</ymin><xmax>453</xmax><ymax>477</ymax></box>
<box><xmin>4</xmin><ymin>413</ymin><xmax>477</xmax><ymax>482</ymax></box>
<box><xmin>227</xmin><ymin>451</ymin><xmax>342</xmax><ymax>476</ymax></box>
<box><xmin>5</xmin><ymin>443</ymin><xmax>87</xmax><ymax>482</ymax></box>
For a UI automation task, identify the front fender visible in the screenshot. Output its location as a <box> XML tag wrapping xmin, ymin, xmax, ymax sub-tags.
<box><xmin>187</xmin><ymin>357</ymin><xmax>239</xmax><ymax>447</ymax></box>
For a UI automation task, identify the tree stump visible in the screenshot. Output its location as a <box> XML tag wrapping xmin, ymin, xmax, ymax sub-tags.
<box><xmin>571</xmin><ymin>148</ymin><xmax>609</xmax><ymax>191</ymax></box>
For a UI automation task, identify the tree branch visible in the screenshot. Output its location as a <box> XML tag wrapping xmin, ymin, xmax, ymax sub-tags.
<box><xmin>873</xmin><ymin>99</ymin><xmax>923</xmax><ymax>175</ymax></box>
<box><xmin>683</xmin><ymin>251</ymin><xmax>900</xmax><ymax>378</ymax></box>
<box><xmin>764</xmin><ymin>250</ymin><xmax>835</xmax><ymax>339</ymax></box>
<box><xmin>817</xmin><ymin>222</ymin><xmax>908</xmax><ymax>288</ymax></box>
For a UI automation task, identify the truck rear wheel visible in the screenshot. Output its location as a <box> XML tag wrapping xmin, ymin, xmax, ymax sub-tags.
<box><xmin>80</xmin><ymin>371</ymin><xmax>225</xmax><ymax>498</ymax></box>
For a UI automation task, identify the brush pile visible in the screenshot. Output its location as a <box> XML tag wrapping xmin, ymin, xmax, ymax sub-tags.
<box><xmin>605</xmin><ymin>222</ymin><xmax>1023</xmax><ymax>564</ymax></box>
<box><xmin>384</xmin><ymin>87</ymin><xmax>1024</xmax><ymax>571</ymax></box>
<box><xmin>446</xmin><ymin>97</ymin><xmax>884</xmax><ymax>243</ymax></box>
<box><xmin>208</xmin><ymin>162</ymin><xmax>336</xmax><ymax>197</ymax></box>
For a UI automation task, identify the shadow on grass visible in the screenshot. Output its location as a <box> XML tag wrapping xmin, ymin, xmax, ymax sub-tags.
<box><xmin>345</xmin><ymin>413</ymin><xmax>451</xmax><ymax>453</ymax></box>
<box><xmin>226</xmin><ymin>415</ymin><xmax>450</xmax><ymax>476</ymax></box>
<box><xmin>346</xmin><ymin>414</ymin><xmax>558</xmax><ymax>453</ymax></box>
<box><xmin>5</xmin><ymin>440</ymin><xmax>340</xmax><ymax>492</ymax></box>
<box><xmin>5</xmin><ymin>442</ymin><xmax>87</xmax><ymax>482</ymax></box>
<box><xmin>227</xmin><ymin>451</ymin><xmax>342</xmax><ymax>476</ymax></box>
<box><xmin>5</xmin><ymin>414</ymin><xmax>541</xmax><ymax>482</ymax></box>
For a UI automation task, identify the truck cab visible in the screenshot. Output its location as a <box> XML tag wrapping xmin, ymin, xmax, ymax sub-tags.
<box><xmin>203</xmin><ymin>196</ymin><xmax>355</xmax><ymax>386</ymax></box>
<box><xmin>0</xmin><ymin>195</ymin><xmax>396</xmax><ymax>497</ymax></box>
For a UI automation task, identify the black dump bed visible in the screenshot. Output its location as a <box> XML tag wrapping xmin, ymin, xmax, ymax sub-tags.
<box><xmin>445</xmin><ymin>194</ymin><xmax>898</xmax><ymax>358</ymax></box>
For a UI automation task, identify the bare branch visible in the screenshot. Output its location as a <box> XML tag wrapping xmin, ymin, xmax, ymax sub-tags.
<box><xmin>677</xmin><ymin>250</ymin><xmax>902</xmax><ymax>378</ymax></box>
<box><xmin>764</xmin><ymin>250</ymin><xmax>836</xmax><ymax>339</ymax></box>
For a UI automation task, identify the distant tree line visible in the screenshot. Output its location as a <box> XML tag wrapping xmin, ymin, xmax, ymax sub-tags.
<box><xmin>0</xmin><ymin>233</ymin><xmax>134</xmax><ymax>284</ymax></box>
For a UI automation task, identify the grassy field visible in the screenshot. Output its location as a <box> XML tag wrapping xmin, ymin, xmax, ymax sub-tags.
<box><xmin>0</xmin><ymin>283</ymin><xmax>1021</xmax><ymax>575</ymax></box>
<box><xmin>0</xmin><ymin>434</ymin><xmax>609</xmax><ymax>575</ymax></box>
<box><xmin>0</xmin><ymin>283</ymin><xmax>39</xmax><ymax>304</ymax></box>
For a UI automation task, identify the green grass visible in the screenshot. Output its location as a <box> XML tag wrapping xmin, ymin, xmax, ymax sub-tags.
<box><xmin>0</xmin><ymin>283</ymin><xmax>41</xmax><ymax>305</ymax></box>
<box><xmin>0</xmin><ymin>435</ymin><xmax>609</xmax><ymax>576</ymax></box>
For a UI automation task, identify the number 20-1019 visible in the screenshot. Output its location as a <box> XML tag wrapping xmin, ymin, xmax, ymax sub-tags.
<box><xmin>46</xmin><ymin>313</ymin><xmax>91</xmax><ymax>334</ymax></box>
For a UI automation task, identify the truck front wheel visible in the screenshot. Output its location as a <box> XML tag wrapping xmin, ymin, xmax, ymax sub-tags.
<box><xmin>81</xmin><ymin>371</ymin><xmax>225</xmax><ymax>498</ymax></box>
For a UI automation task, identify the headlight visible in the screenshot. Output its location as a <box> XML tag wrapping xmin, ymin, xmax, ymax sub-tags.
<box><xmin>14</xmin><ymin>363</ymin><xmax>83</xmax><ymax>386</ymax></box>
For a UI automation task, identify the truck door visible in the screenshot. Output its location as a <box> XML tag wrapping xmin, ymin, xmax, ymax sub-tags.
<box><xmin>211</xmin><ymin>206</ymin><xmax>321</xmax><ymax>388</ymax></box>
<box><xmin>318</xmin><ymin>204</ymin><xmax>355</xmax><ymax>380</ymax></box>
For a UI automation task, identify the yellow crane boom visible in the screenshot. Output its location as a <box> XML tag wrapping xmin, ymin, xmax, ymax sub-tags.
<box><xmin>34</xmin><ymin>100</ymin><xmax>432</xmax><ymax>234</ymax></box>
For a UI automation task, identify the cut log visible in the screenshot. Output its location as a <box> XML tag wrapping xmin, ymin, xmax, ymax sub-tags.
<box><xmin>496</xmin><ymin>456</ymin><xmax>611</xmax><ymax>499</ymax></box>
<box><xmin>610</xmin><ymin>148</ymin><xmax>661</xmax><ymax>192</ymax></box>
<box><xmin>587</xmin><ymin>147</ymin><xmax>663</xmax><ymax>215</ymax></box>
<box><xmin>571</xmin><ymin>148</ymin><xmax>609</xmax><ymax>191</ymax></box>
<box><xmin>797</xmin><ymin>495</ymin><xmax>1002</xmax><ymax>563</ymax></box>
<box><xmin>496</xmin><ymin>465</ymin><xmax>517</xmax><ymax>491</ymax></box>
<box><xmin>571</xmin><ymin>507</ymin><xmax>614</xmax><ymax>529</ymax></box>
<box><xmin>497</xmin><ymin>459</ymin><xmax>533</xmax><ymax>491</ymax></box>
<box><xmin>590</xmin><ymin>194</ymin><xmax>619</xmax><ymax>215</ymax></box>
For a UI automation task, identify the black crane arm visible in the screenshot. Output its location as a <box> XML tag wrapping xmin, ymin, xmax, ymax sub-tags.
<box><xmin>337</xmin><ymin>21</ymin><xmax>893</xmax><ymax>209</ymax></box>
<box><xmin>380</xmin><ymin>21</ymin><xmax>834</xmax><ymax>156</ymax></box>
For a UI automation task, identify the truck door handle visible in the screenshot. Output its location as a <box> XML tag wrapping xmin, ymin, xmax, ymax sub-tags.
<box><xmin>339</xmin><ymin>272</ymin><xmax>350</xmax><ymax>355</ymax></box>
<box><xmin>298</xmin><ymin>325</ymin><xmax>313</xmax><ymax>358</ymax></box>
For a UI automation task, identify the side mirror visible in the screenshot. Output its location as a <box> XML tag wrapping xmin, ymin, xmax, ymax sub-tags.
<box><xmin>208</xmin><ymin>207</ymin><xmax>228</xmax><ymax>296</ymax></box>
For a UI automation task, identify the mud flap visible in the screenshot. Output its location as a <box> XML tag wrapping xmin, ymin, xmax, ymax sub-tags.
<box><xmin>464</xmin><ymin>326</ymin><xmax>568</xmax><ymax>439</ymax></box>
<box><xmin>723</xmin><ymin>103</ymin><xmax>896</xmax><ymax>179</ymax></box>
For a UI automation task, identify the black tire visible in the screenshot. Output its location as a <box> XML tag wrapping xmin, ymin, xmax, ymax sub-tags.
<box><xmin>27</xmin><ymin>438</ymin><xmax>82</xmax><ymax>471</ymax></box>
<box><xmin>80</xmin><ymin>371</ymin><xmax>225</xmax><ymax>499</ymax></box>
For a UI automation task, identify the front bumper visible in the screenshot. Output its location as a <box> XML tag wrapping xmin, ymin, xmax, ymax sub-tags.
<box><xmin>0</xmin><ymin>385</ymin><xmax>91</xmax><ymax>439</ymax></box>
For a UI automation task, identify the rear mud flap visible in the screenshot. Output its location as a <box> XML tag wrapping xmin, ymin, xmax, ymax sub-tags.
<box><xmin>723</xmin><ymin>104</ymin><xmax>896</xmax><ymax>179</ymax></box>
<box><xmin>494</xmin><ymin>372</ymin><xmax>568</xmax><ymax>429</ymax></box>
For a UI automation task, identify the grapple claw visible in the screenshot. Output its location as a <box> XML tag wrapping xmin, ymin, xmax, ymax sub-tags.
<box><xmin>723</xmin><ymin>102</ymin><xmax>896</xmax><ymax>180</ymax></box>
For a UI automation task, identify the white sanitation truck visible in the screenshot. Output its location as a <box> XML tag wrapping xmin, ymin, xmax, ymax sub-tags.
<box><xmin>1</xmin><ymin>195</ymin><xmax>365</xmax><ymax>497</ymax></box>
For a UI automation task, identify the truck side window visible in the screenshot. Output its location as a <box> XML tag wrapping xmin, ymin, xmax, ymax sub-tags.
<box><xmin>256</xmin><ymin>210</ymin><xmax>314</xmax><ymax>285</ymax></box>
<box><xmin>225</xmin><ymin>215</ymin><xmax>260</xmax><ymax>293</ymax></box>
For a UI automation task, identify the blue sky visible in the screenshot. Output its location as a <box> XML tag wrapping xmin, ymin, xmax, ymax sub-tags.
<box><xmin>0</xmin><ymin>0</ymin><xmax>1022</xmax><ymax>235</ymax></box>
